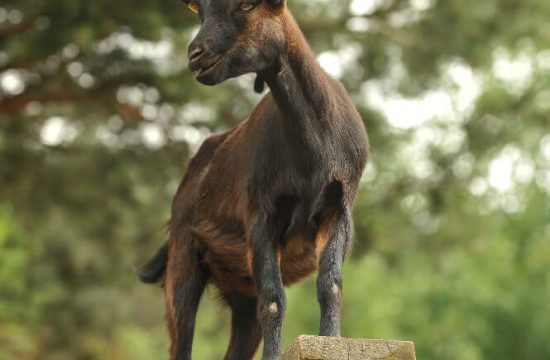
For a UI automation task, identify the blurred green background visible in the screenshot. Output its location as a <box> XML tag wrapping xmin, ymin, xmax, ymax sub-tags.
<box><xmin>1</xmin><ymin>0</ymin><xmax>549</xmax><ymax>359</ymax></box>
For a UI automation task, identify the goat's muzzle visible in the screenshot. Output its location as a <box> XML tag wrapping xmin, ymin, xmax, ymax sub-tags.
<box><xmin>189</xmin><ymin>53</ymin><xmax>224</xmax><ymax>85</ymax></box>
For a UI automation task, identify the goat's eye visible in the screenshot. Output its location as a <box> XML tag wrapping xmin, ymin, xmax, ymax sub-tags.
<box><xmin>187</xmin><ymin>1</ymin><xmax>200</xmax><ymax>14</ymax></box>
<box><xmin>239</xmin><ymin>3</ymin><xmax>255</xmax><ymax>11</ymax></box>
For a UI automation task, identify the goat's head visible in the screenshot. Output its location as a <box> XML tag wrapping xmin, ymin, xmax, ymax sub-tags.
<box><xmin>183</xmin><ymin>0</ymin><xmax>287</xmax><ymax>86</ymax></box>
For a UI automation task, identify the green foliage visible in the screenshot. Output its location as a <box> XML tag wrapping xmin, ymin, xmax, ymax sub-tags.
<box><xmin>1</xmin><ymin>0</ymin><xmax>549</xmax><ymax>359</ymax></box>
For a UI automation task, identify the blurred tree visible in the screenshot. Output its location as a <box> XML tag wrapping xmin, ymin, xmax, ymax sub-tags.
<box><xmin>1</xmin><ymin>0</ymin><xmax>549</xmax><ymax>359</ymax></box>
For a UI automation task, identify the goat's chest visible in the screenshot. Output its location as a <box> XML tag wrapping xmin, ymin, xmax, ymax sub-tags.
<box><xmin>254</xmin><ymin>121</ymin><xmax>363</xmax><ymax>190</ymax></box>
<box><xmin>252</xmin><ymin>139</ymin><xmax>339</xmax><ymax>194</ymax></box>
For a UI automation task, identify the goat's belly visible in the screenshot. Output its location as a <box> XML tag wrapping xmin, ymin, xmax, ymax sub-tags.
<box><xmin>280</xmin><ymin>214</ymin><xmax>334</xmax><ymax>285</ymax></box>
<box><xmin>201</xmin><ymin>222</ymin><xmax>332</xmax><ymax>296</ymax></box>
<box><xmin>201</xmin><ymin>237</ymin><xmax>256</xmax><ymax>297</ymax></box>
<box><xmin>204</xmin><ymin>237</ymin><xmax>320</xmax><ymax>296</ymax></box>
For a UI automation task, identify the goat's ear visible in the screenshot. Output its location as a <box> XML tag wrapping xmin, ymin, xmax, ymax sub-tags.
<box><xmin>266</xmin><ymin>0</ymin><xmax>285</xmax><ymax>8</ymax></box>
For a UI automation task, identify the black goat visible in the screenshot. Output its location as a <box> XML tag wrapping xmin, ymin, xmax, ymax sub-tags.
<box><xmin>139</xmin><ymin>1</ymin><xmax>369</xmax><ymax>359</ymax></box>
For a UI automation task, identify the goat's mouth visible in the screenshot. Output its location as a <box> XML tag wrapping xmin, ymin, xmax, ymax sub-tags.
<box><xmin>194</xmin><ymin>55</ymin><xmax>224</xmax><ymax>80</ymax></box>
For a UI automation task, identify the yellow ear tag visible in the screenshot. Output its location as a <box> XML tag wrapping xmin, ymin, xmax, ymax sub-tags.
<box><xmin>188</xmin><ymin>2</ymin><xmax>199</xmax><ymax>14</ymax></box>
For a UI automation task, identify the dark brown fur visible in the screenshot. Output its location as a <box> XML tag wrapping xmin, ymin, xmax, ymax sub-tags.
<box><xmin>139</xmin><ymin>1</ymin><xmax>368</xmax><ymax>359</ymax></box>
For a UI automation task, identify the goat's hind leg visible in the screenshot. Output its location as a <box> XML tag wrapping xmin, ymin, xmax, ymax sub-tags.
<box><xmin>165</xmin><ymin>233</ymin><xmax>207</xmax><ymax>360</ymax></box>
<box><xmin>223</xmin><ymin>293</ymin><xmax>262</xmax><ymax>360</ymax></box>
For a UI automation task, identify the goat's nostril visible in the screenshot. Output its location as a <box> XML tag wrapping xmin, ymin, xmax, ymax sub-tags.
<box><xmin>188</xmin><ymin>46</ymin><xmax>204</xmax><ymax>62</ymax></box>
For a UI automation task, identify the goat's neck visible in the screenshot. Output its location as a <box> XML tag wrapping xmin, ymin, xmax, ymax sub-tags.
<box><xmin>263</xmin><ymin>12</ymin><xmax>335</xmax><ymax>131</ymax></box>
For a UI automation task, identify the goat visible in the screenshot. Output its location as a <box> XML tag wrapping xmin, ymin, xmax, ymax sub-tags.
<box><xmin>138</xmin><ymin>0</ymin><xmax>369</xmax><ymax>359</ymax></box>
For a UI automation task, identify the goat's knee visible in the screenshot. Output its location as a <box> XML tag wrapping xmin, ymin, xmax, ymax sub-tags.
<box><xmin>317</xmin><ymin>274</ymin><xmax>342</xmax><ymax>307</ymax></box>
<box><xmin>258</xmin><ymin>291</ymin><xmax>286</xmax><ymax>322</ymax></box>
<box><xmin>253</xmin><ymin>260</ymin><xmax>287</xmax><ymax>327</ymax></box>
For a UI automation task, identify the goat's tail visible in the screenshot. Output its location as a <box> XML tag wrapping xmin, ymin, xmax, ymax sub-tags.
<box><xmin>137</xmin><ymin>242</ymin><xmax>168</xmax><ymax>284</ymax></box>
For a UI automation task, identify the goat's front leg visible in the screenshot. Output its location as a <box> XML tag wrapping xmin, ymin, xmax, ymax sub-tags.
<box><xmin>317</xmin><ymin>208</ymin><xmax>353</xmax><ymax>337</ymax></box>
<box><xmin>251</xmin><ymin>214</ymin><xmax>286</xmax><ymax>360</ymax></box>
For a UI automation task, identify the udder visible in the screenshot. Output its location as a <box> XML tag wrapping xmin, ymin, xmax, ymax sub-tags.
<box><xmin>205</xmin><ymin>235</ymin><xmax>321</xmax><ymax>296</ymax></box>
<box><xmin>280</xmin><ymin>212</ymin><xmax>336</xmax><ymax>285</ymax></box>
<box><xmin>280</xmin><ymin>234</ymin><xmax>320</xmax><ymax>285</ymax></box>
